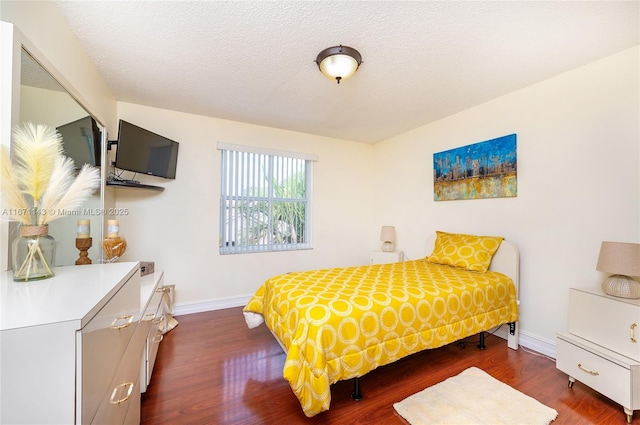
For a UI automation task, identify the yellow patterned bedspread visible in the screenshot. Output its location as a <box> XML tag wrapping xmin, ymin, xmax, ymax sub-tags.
<box><xmin>243</xmin><ymin>259</ymin><xmax>518</xmax><ymax>417</ymax></box>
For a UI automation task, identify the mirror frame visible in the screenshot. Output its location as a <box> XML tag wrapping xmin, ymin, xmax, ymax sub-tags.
<box><xmin>1</xmin><ymin>22</ymin><xmax>108</xmax><ymax>271</ymax></box>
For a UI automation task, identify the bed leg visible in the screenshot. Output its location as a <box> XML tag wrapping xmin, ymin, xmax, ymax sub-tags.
<box><xmin>477</xmin><ymin>331</ymin><xmax>486</xmax><ymax>350</ymax></box>
<box><xmin>351</xmin><ymin>377</ymin><xmax>363</xmax><ymax>401</ymax></box>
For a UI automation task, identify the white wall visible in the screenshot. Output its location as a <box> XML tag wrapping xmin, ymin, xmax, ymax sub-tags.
<box><xmin>113</xmin><ymin>102</ymin><xmax>374</xmax><ymax>307</ymax></box>
<box><xmin>20</xmin><ymin>86</ymin><xmax>86</xmax><ymax>126</ymax></box>
<box><xmin>372</xmin><ymin>46</ymin><xmax>640</xmax><ymax>353</ymax></box>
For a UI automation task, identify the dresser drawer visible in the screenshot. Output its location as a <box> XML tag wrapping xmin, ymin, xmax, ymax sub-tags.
<box><xmin>122</xmin><ymin>380</ymin><xmax>141</xmax><ymax>425</ymax></box>
<box><xmin>92</xmin><ymin>317</ymin><xmax>148</xmax><ymax>425</ymax></box>
<box><xmin>138</xmin><ymin>299</ymin><xmax>158</xmax><ymax>393</ymax></box>
<box><xmin>569</xmin><ymin>288</ymin><xmax>640</xmax><ymax>361</ymax></box>
<box><xmin>82</xmin><ymin>272</ymin><xmax>141</xmax><ymax>424</ymax></box>
<box><xmin>93</xmin><ymin>378</ymin><xmax>141</xmax><ymax>425</ymax></box>
<box><xmin>145</xmin><ymin>299</ymin><xmax>164</xmax><ymax>389</ymax></box>
<box><xmin>140</xmin><ymin>272</ymin><xmax>167</xmax><ymax>393</ymax></box>
<box><xmin>556</xmin><ymin>332</ymin><xmax>640</xmax><ymax>410</ymax></box>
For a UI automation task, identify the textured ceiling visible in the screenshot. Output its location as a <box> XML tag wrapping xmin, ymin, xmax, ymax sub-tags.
<box><xmin>21</xmin><ymin>50</ymin><xmax>66</xmax><ymax>92</ymax></box>
<box><xmin>54</xmin><ymin>1</ymin><xmax>639</xmax><ymax>144</ymax></box>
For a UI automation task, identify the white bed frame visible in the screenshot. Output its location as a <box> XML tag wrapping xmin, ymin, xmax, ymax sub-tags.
<box><xmin>425</xmin><ymin>234</ymin><xmax>520</xmax><ymax>350</ymax></box>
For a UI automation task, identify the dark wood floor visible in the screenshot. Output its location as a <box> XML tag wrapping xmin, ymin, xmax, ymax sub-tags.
<box><xmin>141</xmin><ymin>307</ymin><xmax>636</xmax><ymax>424</ymax></box>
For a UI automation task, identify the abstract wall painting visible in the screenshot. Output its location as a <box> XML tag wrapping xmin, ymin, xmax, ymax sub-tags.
<box><xmin>433</xmin><ymin>134</ymin><xmax>517</xmax><ymax>201</ymax></box>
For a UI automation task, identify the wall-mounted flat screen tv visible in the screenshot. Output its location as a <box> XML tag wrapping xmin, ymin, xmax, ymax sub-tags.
<box><xmin>56</xmin><ymin>115</ymin><xmax>101</xmax><ymax>169</ymax></box>
<box><xmin>115</xmin><ymin>120</ymin><xmax>179</xmax><ymax>179</ymax></box>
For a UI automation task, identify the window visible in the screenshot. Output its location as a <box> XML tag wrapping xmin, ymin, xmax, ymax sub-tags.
<box><xmin>218</xmin><ymin>143</ymin><xmax>316</xmax><ymax>254</ymax></box>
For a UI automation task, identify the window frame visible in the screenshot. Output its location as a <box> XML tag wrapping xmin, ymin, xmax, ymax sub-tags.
<box><xmin>218</xmin><ymin>142</ymin><xmax>317</xmax><ymax>255</ymax></box>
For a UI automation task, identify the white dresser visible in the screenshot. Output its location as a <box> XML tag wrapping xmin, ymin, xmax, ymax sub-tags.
<box><xmin>0</xmin><ymin>262</ymin><xmax>155</xmax><ymax>425</ymax></box>
<box><xmin>556</xmin><ymin>287</ymin><xmax>640</xmax><ymax>424</ymax></box>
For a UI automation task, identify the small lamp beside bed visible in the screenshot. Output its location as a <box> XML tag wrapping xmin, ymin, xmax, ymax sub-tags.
<box><xmin>597</xmin><ymin>241</ymin><xmax>640</xmax><ymax>299</ymax></box>
<box><xmin>380</xmin><ymin>226</ymin><xmax>396</xmax><ymax>252</ymax></box>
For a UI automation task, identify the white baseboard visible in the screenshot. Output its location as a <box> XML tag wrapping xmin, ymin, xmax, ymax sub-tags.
<box><xmin>493</xmin><ymin>326</ymin><xmax>556</xmax><ymax>359</ymax></box>
<box><xmin>173</xmin><ymin>294</ymin><xmax>252</xmax><ymax>316</ymax></box>
<box><xmin>174</xmin><ymin>297</ymin><xmax>558</xmax><ymax>359</ymax></box>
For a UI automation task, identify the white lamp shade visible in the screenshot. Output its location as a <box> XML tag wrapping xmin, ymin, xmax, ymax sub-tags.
<box><xmin>380</xmin><ymin>226</ymin><xmax>396</xmax><ymax>252</ymax></box>
<box><xmin>380</xmin><ymin>226</ymin><xmax>396</xmax><ymax>243</ymax></box>
<box><xmin>597</xmin><ymin>241</ymin><xmax>640</xmax><ymax>298</ymax></box>
<box><xmin>596</xmin><ymin>242</ymin><xmax>640</xmax><ymax>276</ymax></box>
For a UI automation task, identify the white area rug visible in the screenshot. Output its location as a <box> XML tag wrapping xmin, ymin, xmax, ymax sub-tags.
<box><xmin>393</xmin><ymin>367</ymin><xmax>558</xmax><ymax>425</ymax></box>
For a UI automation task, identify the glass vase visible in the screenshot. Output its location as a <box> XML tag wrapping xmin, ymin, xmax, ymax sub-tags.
<box><xmin>12</xmin><ymin>225</ymin><xmax>56</xmax><ymax>282</ymax></box>
<box><xmin>101</xmin><ymin>236</ymin><xmax>127</xmax><ymax>263</ymax></box>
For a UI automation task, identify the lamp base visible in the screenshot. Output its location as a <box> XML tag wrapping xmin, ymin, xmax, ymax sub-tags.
<box><xmin>381</xmin><ymin>241</ymin><xmax>394</xmax><ymax>252</ymax></box>
<box><xmin>602</xmin><ymin>275</ymin><xmax>640</xmax><ymax>299</ymax></box>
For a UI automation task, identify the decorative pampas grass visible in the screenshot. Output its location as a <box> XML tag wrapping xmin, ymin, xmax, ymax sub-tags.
<box><xmin>12</xmin><ymin>124</ymin><xmax>63</xmax><ymax>207</ymax></box>
<box><xmin>1</xmin><ymin>122</ymin><xmax>101</xmax><ymax>226</ymax></box>
<box><xmin>2</xmin><ymin>122</ymin><xmax>101</xmax><ymax>280</ymax></box>
<box><xmin>38</xmin><ymin>157</ymin><xmax>101</xmax><ymax>225</ymax></box>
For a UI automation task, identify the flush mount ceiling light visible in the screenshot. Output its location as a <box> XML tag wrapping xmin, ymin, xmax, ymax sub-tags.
<box><xmin>315</xmin><ymin>45</ymin><xmax>362</xmax><ymax>84</ymax></box>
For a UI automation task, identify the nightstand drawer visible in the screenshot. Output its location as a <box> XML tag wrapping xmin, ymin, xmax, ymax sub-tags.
<box><xmin>556</xmin><ymin>332</ymin><xmax>640</xmax><ymax>410</ymax></box>
<box><xmin>569</xmin><ymin>288</ymin><xmax>640</xmax><ymax>361</ymax></box>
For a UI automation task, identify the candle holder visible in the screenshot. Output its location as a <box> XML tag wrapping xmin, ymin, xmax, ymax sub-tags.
<box><xmin>75</xmin><ymin>237</ymin><xmax>93</xmax><ymax>265</ymax></box>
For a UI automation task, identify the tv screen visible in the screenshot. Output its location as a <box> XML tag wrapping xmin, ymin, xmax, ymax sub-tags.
<box><xmin>56</xmin><ymin>116</ymin><xmax>101</xmax><ymax>169</ymax></box>
<box><xmin>115</xmin><ymin>120</ymin><xmax>179</xmax><ymax>179</ymax></box>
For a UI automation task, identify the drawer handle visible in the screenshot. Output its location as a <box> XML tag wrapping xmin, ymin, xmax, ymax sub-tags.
<box><xmin>110</xmin><ymin>315</ymin><xmax>134</xmax><ymax>330</ymax></box>
<box><xmin>577</xmin><ymin>363</ymin><xmax>599</xmax><ymax>376</ymax></box>
<box><xmin>156</xmin><ymin>287</ymin><xmax>171</xmax><ymax>294</ymax></box>
<box><xmin>109</xmin><ymin>382</ymin><xmax>134</xmax><ymax>404</ymax></box>
<box><xmin>142</xmin><ymin>313</ymin><xmax>156</xmax><ymax>322</ymax></box>
<box><xmin>153</xmin><ymin>334</ymin><xmax>164</xmax><ymax>343</ymax></box>
<box><xmin>631</xmin><ymin>323</ymin><xmax>638</xmax><ymax>343</ymax></box>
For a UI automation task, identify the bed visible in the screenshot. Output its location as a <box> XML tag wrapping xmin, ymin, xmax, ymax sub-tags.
<box><xmin>243</xmin><ymin>231</ymin><xmax>520</xmax><ymax>417</ymax></box>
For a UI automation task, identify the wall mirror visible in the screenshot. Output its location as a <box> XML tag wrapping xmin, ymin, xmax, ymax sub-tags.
<box><xmin>16</xmin><ymin>48</ymin><xmax>106</xmax><ymax>266</ymax></box>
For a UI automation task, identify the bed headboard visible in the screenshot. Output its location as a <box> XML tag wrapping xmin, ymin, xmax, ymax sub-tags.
<box><xmin>489</xmin><ymin>239</ymin><xmax>519</xmax><ymax>291</ymax></box>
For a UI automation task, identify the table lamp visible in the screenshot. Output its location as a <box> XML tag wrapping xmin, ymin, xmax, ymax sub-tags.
<box><xmin>380</xmin><ymin>226</ymin><xmax>396</xmax><ymax>252</ymax></box>
<box><xmin>596</xmin><ymin>241</ymin><xmax>640</xmax><ymax>299</ymax></box>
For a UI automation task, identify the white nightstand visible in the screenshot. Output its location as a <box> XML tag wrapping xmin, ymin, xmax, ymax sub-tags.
<box><xmin>556</xmin><ymin>287</ymin><xmax>640</xmax><ymax>424</ymax></box>
<box><xmin>370</xmin><ymin>250</ymin><xmax>404</xmax><ymax>265</ymax></box>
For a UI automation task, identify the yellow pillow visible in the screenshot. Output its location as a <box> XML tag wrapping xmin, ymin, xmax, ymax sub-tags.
<box><xmin>427</xmin><ymin>231</ymin><xmax>504</xmax><ymax>272</ymax></box>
